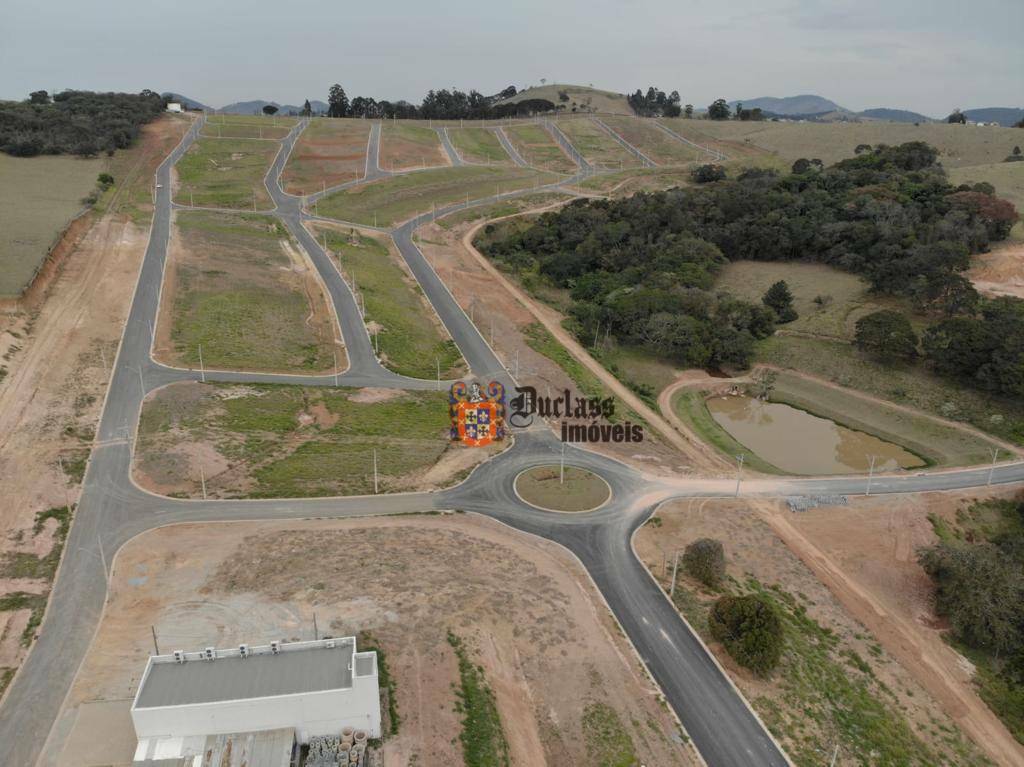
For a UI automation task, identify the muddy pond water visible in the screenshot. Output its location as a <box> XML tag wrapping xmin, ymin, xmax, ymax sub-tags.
<box><xmin>706</xmin><ymin>394</ymin><xmax>926</xmax><ymax>475</ymax></box>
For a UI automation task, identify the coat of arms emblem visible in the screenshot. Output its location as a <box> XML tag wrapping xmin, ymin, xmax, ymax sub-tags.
<box><xmin>450</xmin><ymin>381</ymin><xmax>506</xmax><ymax>447</ymax></box>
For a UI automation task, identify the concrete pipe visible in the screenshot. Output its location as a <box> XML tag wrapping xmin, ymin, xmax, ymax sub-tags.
<box><xmin>354</xmin><ymin>730</ymin><xmax>367</xmax><ymax>743</ymax></box>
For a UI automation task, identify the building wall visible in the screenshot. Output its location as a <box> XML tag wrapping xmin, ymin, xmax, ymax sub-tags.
<box><xmin>132</xmin><ymin>683</ymin><xmax>381</xmax><ymax>742</ymax></box>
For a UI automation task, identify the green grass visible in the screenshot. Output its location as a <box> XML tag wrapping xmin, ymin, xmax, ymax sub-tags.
<box><xmin>0</xmin><ymin>154</ymin><xmax>102</xmax><ymax>296</ymax></box>
<box><xmin>556</xmin><ymin>118</ymin><xmax>642</xmax><ymax>169</ymax></box>
<box><xmin>136</xmin><ymin>383</ymin><xmax>453</xmax><ymax>498</ymax></box>
<box><xmin>173</xmin><ymin>137</ymin><xmax>280</xmax><ymax>209</ymax></box>
<box><xmin>168</xmin><ymin>211</ymin><xmax>335</xmax><ymax>372</ymax></box>
<box><xmin>0</xmin><ymin>667</ymin><xmax>14</xmax><ymax>698</ymax></box>
<box><xmin>593</xmin><ymin>343</ymin><xmax>681</xmax><ymax>403</ymax></box>
<box><xmin>497</xmin><ymin>84</ymin><xmax>631</xmax><ymax>115</ymax></box>
<box><xmin>206</xmin><ymin>114</ymin><xmax>299</xmax><ymax>127</ymax></box>
<box><xmin>1</xmin><ymin>506</ymin><xmax>73</xmax><ymax>582</ymax></box>
<box><xmin>437</xmin><ymin>192</ymin><xmax>571</xmax><ymax>230</ymax></box>
<box><xmin>576</xmin><ymin>166</ymin><xmax>696</xmax><ymax>194</ymax></box>
<box><xmin>515</xmin><ymin>466</ymin><xmax>610</xmax><ymax>511</ymax></box>
<box><xmin>317</xmin><ymin>165</ymin><xmax>562</xmax><ymax>226</ymax></box>
<box><xmin>379</xmin><ymin>123</ymin><xmax>446</xmax><ymax>170</ymax></box>
<box><xmin>358</xmin><ymin>632</ymin><xmax>400</xmax><ymax>736</ymax></box>
<box><xmin>503</xmin><ymin>124</ymin><xmax>577</xmax><ymax>174</ymax></box>
<box><xmin>447</xmin><ymin>632</ymin><xmax>511</xmax><ymax>767</ymax></box>
<box><xmin>758</xmin><ymin>335</ymin><xmax>1024</xmax><ymax>446</ymax></box>
<box><xmin>200</xmin><ymin>122</ymin><xmax>289</xmax><ymax>140</ymax></box>
<box><xmin>581</xmin><ymin>702</ymin><xmax>639</xmax><ymax>767</ymax></box>
<box><xmin>448</xmin><ymin>127</ymin><xmax>510</xmax><ymax>163</ymax></box>
<box><xmin>671</xmin><ymin>389</ymin><xmax>784</xmax><ymax>474</ymax></box>
<box><xmin>599</xmin><ymin>115</ymin><xmax>700</xmax><ymax>165</ymax></box>
<box><xmin>318</xmin><ymin>228</ymin><xmax>464</xmax><ymax>378</ymax></box>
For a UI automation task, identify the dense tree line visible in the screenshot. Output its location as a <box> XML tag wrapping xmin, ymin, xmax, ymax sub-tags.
<box><xmin>323</xmin><ymin>83</ymin><xmax>554</xmax><ymax>120</ymax></box>
<box><xmin>481</xmin><ymin>141</ymin><xmax>1019</xmax><ymax>375</ymax></box>
<box><xmin>0</xmin><ymin>89</ymin><xmax>167</xmax><ymax>157</ymax></box>
<box><xmin>627</xmin><ymin>87</ymin><xmax>681</xmax><ymax>117</ymax></box>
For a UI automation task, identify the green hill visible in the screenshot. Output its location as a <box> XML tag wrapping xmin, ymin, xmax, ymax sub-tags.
<box><xmin>498</xmin><ymin>84</ymin><xmax>632</xmax><ymax>115</ymax></box>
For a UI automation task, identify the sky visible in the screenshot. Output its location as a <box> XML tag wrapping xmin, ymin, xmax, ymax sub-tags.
<box><xmin>2</xmin><ymin>0</ymin><xmax>1021</xmax><ymax>116</ymax></box>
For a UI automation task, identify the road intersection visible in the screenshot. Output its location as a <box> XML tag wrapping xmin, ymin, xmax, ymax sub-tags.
<box><xmin>2</xmin><ymin>116</ymin><xmax>1021</xmax><ymax>767</ymax></box>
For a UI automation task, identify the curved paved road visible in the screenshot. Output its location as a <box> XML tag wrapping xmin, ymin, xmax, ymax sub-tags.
<box><xmin>2</xmin><ymin>116</ymin><xmax>1022</xmax><ymax>767</ymax></box>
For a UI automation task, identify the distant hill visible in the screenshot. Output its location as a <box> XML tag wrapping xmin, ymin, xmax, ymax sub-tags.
<box><xmin>858</xmin><ymin>108</ymin><xmax>934</xmax><ymax>123</ymax></box>
<box><xmin>161</xmin><ymin>92</ymin><xmax>210</xmax><ymax>111</ymax></box>
<box><xmin>219</xmin><ymin>99</ymin><xmax>328</xmax><ymax>115</ymax></box>
<box><xmin>497</xmin><ymin>84</ymin><xmax>632</xmax><ymax>115</ymax></box>
<box><xmin>962</xmin><ymin>107</ymin><xmax>1024</xmax><ymax>126</ymax></box>
<box><xmin>728</xmin><ymin>95</ymin><xmax>845</xmax><ymax>116</ymax></box>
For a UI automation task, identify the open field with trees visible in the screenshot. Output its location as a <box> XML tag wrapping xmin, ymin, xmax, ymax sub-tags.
<box><xmin>173</xmin><ymin>137</ymin><xmax>280</xmax><ymax>209</ymax></box>
<box><xmin>378</xmin><ymin>122</ymin><xmax>448</xmax><ymax>170</ymax></box>
<box><xmin>498</xmin><ymin>84</ymin><xmax>631</xmax><ymax>115</ymax></box>
<box><xmin>599</xmin><ymin>115</ymin><xmax>700</xmax><ymax>165</ymax></box>
<box><xmin>280</xmin><ymin>118</ymin><xmax>370</xmax><ymax>194</ymax></box>
<box><xmin>447</xmin><ymin>127</ymin><xmax>509</xmax><ymax>163</ymax></box>
<box><xmin>502</xmin><ymin>124</ymin><xmax>577</xmax><ymax>173</ymax></box>
<box><xmin>317</xmin><ymin>165</ymin><xmax>562</xmax><ymax>226</ymax></box>
<box><xmin>0</xmin><ymin>154</ymin><xmax>102</xmax><ymax>296</ymax></box>
<box><xmin>555</xmin><ymin>117</ymin><xmax>642</xmax><ymax>169</ymax></box>
<box><xmin>950</xmin><ymin>162</ymin><xmax>1024</xmax><ymax>240</ymax></box>
<box><xmin>312</xmin><ymin>225</ymin><xmax>465</xmax><ymax>379</ymax></box>
<box><xmin>157</xmin><ymin>211</ymin><xmax>337</xmax><ymax>373</ymax></box>
<box><xmin>134</xmin><ymin>382</ymin><xmax>465</xmax><ymax>498</ymax></box>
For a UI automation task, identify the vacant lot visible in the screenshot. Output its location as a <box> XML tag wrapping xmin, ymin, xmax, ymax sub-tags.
<box><xmin>515</xmin><ymin>466</ymin><xmax>610</xmax><ymax>511</ymax></box>
<box><xmin>715</xmin><ymin>260</ymin><xmax>912</xmax><ymax>340</ymax></box>
<box><xmin>134</xmin><ymin>382</ymin><xmax>490</xmax><ymax>498</ymax></box>
<box><xmin>379</xmin><ymin>122</ymin><xmax>448</xmax><ymax>170</ymax></box>
<box><xmin>312</xmin><ymin>224</ymin><xmax>465</xmax><ymax>379</ymax></box>
<box><xmin>173</xmin><ymin>137</ymin><xmax>280</xmax><ymax>209</ymax></box>
<box><xmin>45</xmin><ymin>516</ymin><xmax>697</xmax><ymax>767</ymax></box>
<box><xmin>576</xmin><ymin>166</ymin><xmax>696</xmax><ymax>195</ymax></box>
<box><xmin>280</xmin><ymin>118</ymin><xmax>370</xmax><ymax>194</ymax></box>
<box><xmin>634</xmin><ymin>499</ymin><xmax>995</xmax><ymax>767</ymax></box>
<box><xmin>437</xmin><ymin>191</ymin><xmax>572</xmax><ymax>230</ymax></box>
<box><xmin>447</xmin><ymin>127</ymin><xmax>509</xmax><ymax>163</ymax></box>
<box><xmin>200</xmin><ymin>122</ymin><xmax>289</xmax><ymax>140</ymax></box>
<box><xmin>503</xmin><ymin>124</ymin><xmax>577</xmax><ymax>174</ymax></box>
<box><xmin>317</xmin><ymin>166</ymin><xmax>562</xmax><ymax>227</ymax></box>
<box><xmin>208</xmin><ymin>114</ymin><xmax>300</xmax><ymax>126</ymax></box>
<box><xmin>556</xmin><ymin>118</ymin><xmax>641</xmax><ymax>169</ymax></box>
<box><xmin>599</xmin><ymin>116</ymin><xmax>700</xmax><ymax>165</ymax></box>
<box><xmin>155</xmin><ymin>211</ymin><xmax>338</xmax><ymax>373</ymax></box>
<box><xmin>663</xmin><ymin>119</ymin><xmax>1024</xmax><ymax>169</ymax></box>
<box><xmin>0</xmin><ymin>154</ymin><xmax>101</xmax><ymax>297</ymax></box>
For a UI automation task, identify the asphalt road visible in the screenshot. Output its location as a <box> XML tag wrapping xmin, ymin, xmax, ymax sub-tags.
<box><xmin>2</xmin><ymin>116</ymin><xmax>1022</xmax><ymax>767</ymax></box>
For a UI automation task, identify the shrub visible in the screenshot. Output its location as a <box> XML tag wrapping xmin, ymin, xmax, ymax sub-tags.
<box><xmin>762</xmin><ymin>280</ymin><xmax>798</xmax><ymax>323</ymax></box>
<box><xmin>854</xmin><ymin>310</ymin><xmax>919</xmax><ymax>361</ymax></box>
<box><xmin>708</xmin><ymin>594</ymin><xmax>784</xmax><ymax>674</ymax></box>
<box><xmin>683</xmin><ymin>538</ymin><xmax>725</xmax><ymax>587</ymax></box>
<box><xmin>691</xmin><ymin>164</ymin><xmax>726</xmax><ymax>183</ymax></box>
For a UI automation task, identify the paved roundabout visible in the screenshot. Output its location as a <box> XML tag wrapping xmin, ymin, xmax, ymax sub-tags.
<box><xmin>2</xmin><ymin>116</ymin><xmax>1022</xmax><ymax>767</ymax></box>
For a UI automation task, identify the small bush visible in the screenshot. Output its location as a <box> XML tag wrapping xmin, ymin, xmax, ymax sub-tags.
<box><xmin>691</xmin><ymin>164</ymin><xmax>726</xmax><ymax>183</ymax></box>
<box><xmin>708</xmin><ymin>594</ymin><xmax>784</xmax><ymax>674</ymax></box>
<box><xmin>682</xmin><ymin>538</ymin><xmax>725</xmax><ymax>587</ymax></box>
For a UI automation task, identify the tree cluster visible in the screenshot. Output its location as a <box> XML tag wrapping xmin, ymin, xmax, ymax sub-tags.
<box><xmin>322</xmin><ymin>83</ymin><xmax>554</xmax><ymax>120</ymax></box>
<box><xmin>627</xmin><ymin>87</ymin><xmax>681</xmax><ymax>117</ymax></box>
<box><xmin>0</xmin><ymin>89</ymin><xmax>167</xmax><ymax>157</ymax></box>
<box><xmin>708</xmin><ymin>594</ymin><xmax>784</xmax><ymax>674</ymax></box>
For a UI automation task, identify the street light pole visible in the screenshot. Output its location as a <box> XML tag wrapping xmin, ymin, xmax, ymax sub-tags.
<box><xmin>734</xmin><ymin>454</ymin><xmax>745</xmax><ymax>497</ymax></box>
<box><xmin>866</xmin><ymin>455</ymin><xmax>877</xmax><ymax>496</ymax></box>
<box><xmin>988</xmin><ymin>447</ymin><xmax>999</xmax><ymax>485</ymax></box>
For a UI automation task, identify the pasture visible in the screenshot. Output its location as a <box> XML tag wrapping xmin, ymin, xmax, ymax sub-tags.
<box><xmin>503</xmin><ymin>124</ymin><xmax>577</xmax><ymax>173</ymax></box>
<box><xmin>280</xmin><ymin>118</ymin><xmax>370</xmax><ymax>194</ymax></box>
<box><xmin>497</xmin><ymin>84</ymin><xmax>631</xmax><ymax>115</ymax></box>
<box><xmin>556</xmin><ymin>117</ymin><xmax>642</xmax><ymax>169</ymax></box>
<box><xmin>378</xmin><ymin>122</ymin><xmax>448</xmax><ymax>170</ymax></box>
<box><xmin>447</xmin><ymin>127</ymin><xmax>509</xmax><ymax>163</ymax></box>
<box><xmin>173</xmin><ymin>137</ymin><xmax>280</xmax><ymax>209</ymax></box>
<box><xmin>599</xmin><ymin>115</ymin><xmax>700</xmax><ymax>165</ymax></box>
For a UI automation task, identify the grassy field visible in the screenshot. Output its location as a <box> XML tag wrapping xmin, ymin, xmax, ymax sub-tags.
<box><xmin>447</xmin><ymin>632</ymin><xmax>511</xmax><ymax>767</ymax></box>
<box><xmin>715</xmin><ymin>261</ymin><xmax>913</xmax><ymax>340</ymax></box>
<box><xmin>206</xmin><ymin>114</ymin><xmax>299</xmax><ymax>127</ymax></box>
<box><xmin>280</xmin><ymin>118</ymin><xmax>370</xmax><ymax>195</ymax></box>
<box><xmin>503</xmin><ymin>124</ymin><xmax>577</xmax><ymax>173</ymax></box>
<box><xmin>379</xmin><ymin>122</ymin><xmax>448</xmax><ymax>170</ymax></box>
<box><xmin>0</xmin><ymin>154</ymin><xmax>101</xmax><ymax>296</ymax></box>
<box><xmin>314</xmin><ymin>226</ymin><xmax>465</xmax><ymax>378</ymax></box>
<box><xmin>599</xmin><ymin>115</ymin><xmax>701</xmax><ymax>165</ymax></box>
<box><xmin>515</xmin><ymin>466</ymin><xmax>610</xmax><ymax>511</ymax></box>
<box><xmin>661</xmin><ymin>119</ymin><xmax>1024</xmax><ymax>169</ymax></box>
<box><xmin>447</xmin><ymin>127</ymin><xmax>510</xmax><ymax>163</ymax></box>
<box><xmin>136</xmin><ymin>382</ymin><xmax>454</xmax><ymax>498</ymax></box>
<box><xmin>556</xmin><ymin>118</ymin><xmax>642</xmax><ymax>169</ymax></box>
<box><xmin>580</xmin><ymin>702</ymin><xmax>639</xmax><ymax>767</ymax></box>
<box><xmin>317</xmin><ymin>166</ymin><xmax>563</xmax><ymax>226</ymax></box>
<box><xmin>437</xmin><ymin>191</ymin><xmax>572</xmax><ymax>230</ymax></box>
<box><xmin>949</xmin><ymin>162</ymin><xmax>1024</xmax><ymax>240</ymax></box>
<box><xmin>595</xmin><ymin>344</ymin><xmax>682</xmax><ymax>405</ymax></box>
<box><xmin>200</xmin><ymin>122</ymin><xmax>289</xmax><ymax>140</ymax></box>
<box><xmin>173</xmin><ymin>137</ymin><xmax>280</xmax><ymax>209</ymax></box>
<box><xmin>575</xmin><ymin>166</ymin><xmax>696</xmax><ymax>195</ymax></box>
<box><xmin>497</xmin><ymin>83</ymin><xmax>631</xmax><ymax>115</ymax></box>
<box><xmin>163</xmin><ymin>211</ymin><xmax>336</xmax><ymax>372</ymax></box>
<box><xmin>758</xmin><ymin>335</ymin><xmax>1024</xmax><ymax>446</ymax></box>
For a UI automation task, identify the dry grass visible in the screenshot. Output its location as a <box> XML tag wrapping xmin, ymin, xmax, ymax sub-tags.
<box><xmin>503</xmin><ymin>124</ymin><xmax>577</xmax><ymax>173</ymax></box>
<box><xmin>498</xmin><ymin>84</ymin><xmax>631</xmax><ymax>115</ymax></box>
<box><xmin>599</xmin><ymin>116</ymin><xmax>701</xmax><ymax>165</ymax></box>
<box><xmin>173</xmin><ymin>137</ymin><xmax>280</xmax><ymax>209</ymax></box>
<box><xmin>555</xmin><ymin>117</ymin><xmax>641</xmax><ymax>169</ymax></box>
<box><xmin>379</xmin><ymin>123</ymin><xmax>448</xmax><ymax>171</ymax></box>
<box><xmin>280</xmin><ymin>118</ymin><xmax>370</xmax><ymax>194</ymax></box>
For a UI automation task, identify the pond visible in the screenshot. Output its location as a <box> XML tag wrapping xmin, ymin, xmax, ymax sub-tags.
<box><xmin>706</xmin><ymin>395</ymin><xmax>926</xmax><ymax>475</ymax></box>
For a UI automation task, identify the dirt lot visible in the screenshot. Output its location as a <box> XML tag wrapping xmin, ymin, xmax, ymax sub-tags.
<box><xmin>378</xmin><ymin>123</ymin><xmax>449</xmax><ymax>172</ymax></box>
<box><xmin>635</xmin><ymin>491</ymin><xmax>1024</xmax><ymax>766</ymax></box>
<box><xmin>44</xmin><ymin>515</ymin><xmax>700</xmax><ymax>767</ymax></box>
<box><xmin>968</xmin><ymin>241</ymin><xmax>1024</xmax><ymax>299</ymax></box>
<box><xmin>280</xmin><ymin>118</ymin><xmax>371</xmax><ymax>195</ymax></box>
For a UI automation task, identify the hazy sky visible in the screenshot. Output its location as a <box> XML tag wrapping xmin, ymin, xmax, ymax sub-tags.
<box><xmin>2</xmin><ymin>0</ymin><xmax>1020</xmax><ymax>115</ymax></box>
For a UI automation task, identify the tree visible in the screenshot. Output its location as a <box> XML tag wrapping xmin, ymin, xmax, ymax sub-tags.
<box><xmin>683</xmin><ymin>538</ymin><xmax>725</xmax><ymax>587</ymax></box>
<box><xmin>854</xmin><ymin>310</ymin><xmax>918</xmax><ymax>361</ymax></box>
<box><xmin>684</xmin><ymin>104</ymin><xmax>693</xmax><ymax>119</ymax></box>
<box><xmin>762</xmin><ymin>280</ymin><xmax>797</xmax><ymax>323</ymax></box>
<box><xmin>708</xmin><ymin>594</ymin><xmax>784</xmax><ymax>674</ymax></box>
<box><xmin>691</xmin><ymin>164</ymin><xmax>726</xmax><ymax>183</ymax></box>
<box><xmin>301</xmin><ymin>99</ymin><xmax>312</xmax><ymax>117</ymax></box>
<box><xmin>262</xmin><ymin>104</ymin><xmax>278</xmax><ymax>115</ymax></box>
<box><xmin>28</xmin><ymin>90</ymin><xmax>49</xmax><ymax>105</ymax></box>
<box><xmin>854</xmin><ymin>143</ymin><xmax>873</xmax><ymax>154</ymax></box>
<box><xmin>947</xmin><ymin>109</ymin><xmax>966</xmax><ymax>124</ymax></box>
<box><xmin>707</xmin><ymin>98</ymin><xmax>730</xmax><ymax>120</ymax></box>
<box><xmin>327</xmin><ymin>84</ymin><xmax>349</xmax><ymax>118</ymax></box>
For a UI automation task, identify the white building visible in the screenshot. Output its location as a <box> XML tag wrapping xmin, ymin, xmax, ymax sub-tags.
<box><xmin>166</xmin><ymin>102</ymin><xmax>183</xmax><ymax>113</ymax></box>
<box><xmin>131</xmin><ymin>637</ymin><xmax>380</xmax><ymax>764</ymax></box>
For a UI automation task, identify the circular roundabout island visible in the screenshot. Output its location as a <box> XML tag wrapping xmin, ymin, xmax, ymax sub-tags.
<box><xmin>514</xmin><ymin>465</ymin><xmax>612</xmax><ymax>512</ymax></box>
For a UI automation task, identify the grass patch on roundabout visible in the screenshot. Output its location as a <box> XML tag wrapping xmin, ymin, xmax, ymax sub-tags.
<box><xmin>314</xmin><ymin>225</ymin><xmax>465</xmax><ymax>379</ymax></box>
<box><xmin>317</xmin><ymin>166</ymin><xmax>563</xmax><ymax>227</ymax></box>
<box><xmin>515</xmin><ymin>465</ymin><xmax>610</xmax><ymax>511</ymax></box>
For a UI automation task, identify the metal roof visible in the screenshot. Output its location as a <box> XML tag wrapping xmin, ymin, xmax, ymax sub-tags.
<box><xmin>134</xmin><ymin>640</ymin><xmax>355</xmax><ymax>709</ymax></box>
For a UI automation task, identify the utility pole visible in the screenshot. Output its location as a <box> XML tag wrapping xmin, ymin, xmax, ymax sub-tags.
<box><xmin>987</xmin><ymin>447</ymin><xmax>999</xmax><ymax>485</ymax></box>
<box><xmin>560</xmin><ymin>442</ymin><xmax>566</xmax><ymax>484</ymax></box>
<box><xmin>199</xmin><ymin>466</ymin><xmax>207</xmax><ymax>499</ymax></box>
<box><xmin>252</xmin><ymin>188</ymin><xmax>257</xmax><ymax>212</ymax></box>
<box><xmin>98</xmin><ymin>535</ymin><xmax>109</xmax><ymax>581</ymax></box>
<box><xmin>734</xmin><ymin>454</ymin><xmax>745</xmax><ymax>497</ymax></box>
<box><xmin>313</xmin><ymin>612</ymin><xmax>319</xmax><ymax>641</ymax></box>
<box><xmin>136</xmin><ymin>366</ymin><xmax>145</xmax><ymax>398</ymax></box>
<box><xmin>514</xmin><ymin>349</ymin><xmax>519</xmax><ymax>379</ymax></box>
<box><xmin>198</xmin><ymin>345</ymin><xmax>205</xmax><ymax>383</ymax></box>
<box><xmin>829</xmin><ymin>744</ymin><xmax>839</xmax><ymax>767</ymax></box>
<box><xmin>866</xmin><ymin>455</ymin><xmax>877</xmax><ymax>496</ymax></box>
<box><xmin>436</xmin><ymin>358</ymin><xmax>440</xmax><ymax>390</ymax></box>
<box><xmin>670</xmin><ymin>550</ymin><xmax>681</xmax><ymax>598</ymax></box>
<box><xmin>333</xmin><ymin>351</ymin><xmax>339</xmax><ymax>386</ymax></box>
<box><xmin>151</xmin><ymin>626</ymin><xmax>160</xmax><ymax>656</ymax></box>
<box><xmin>372</xmin><ymin>449</ymin><xmax>379</xmax><ymax>494</ymax></box>
<box><xmin>56</xmin><ymin>455</ymin><xmax>72</xmax><ymax>518</ymax></box>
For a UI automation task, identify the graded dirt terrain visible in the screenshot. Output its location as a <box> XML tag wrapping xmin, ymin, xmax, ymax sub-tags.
<box><xmin>634</xmin><ymin>497</ymin><xmax>1002</xmax><ymax>766</ymax></box>
<box><xmin>968</xmin><ymin>241</ymin><xmax>1024</xmax><ymax>299</ymax></box>
<box><xmin>43</xmin><ymin>515</ymin><xmax>700</xmax><ymax>767</ymax></box>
